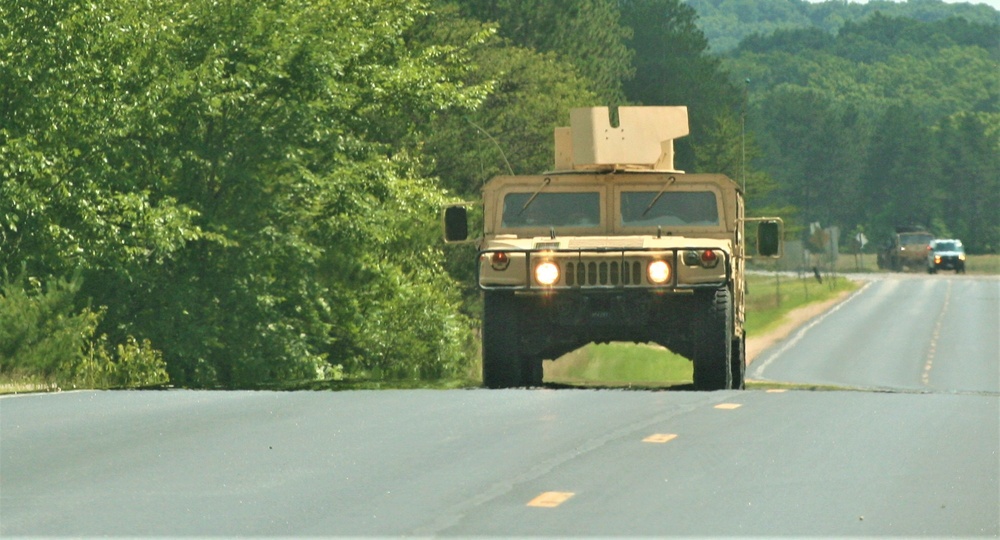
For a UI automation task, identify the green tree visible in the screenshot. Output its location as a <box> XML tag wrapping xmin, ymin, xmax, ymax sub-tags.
<box><xmin>619</xmin><ymin>0</ymin><xmax>742</xmax><ymax>172</ymax></box>
<box><xmin>723</xmin><ymin>11</ymin><xmax>997</xmax><ymax>249</ymax></box>
<box><xmin>686</xmin><ymin>0</ymin><xmax>999</xmax><ymax>53</ymax></box>
<box><xmin>861</xmin><ymin>103</ymin><xmax>943</xmax><ymax>238</ymax></box>
<box><xmin>450</xmin><ymin>0</ymin><xmax>633</xmax><ymax>105</ymax></box>
<box><xmin>752</xmin><ymin>87</ymin><xmax>867</xmax><ymax>229</ymax></box>
<box><xmin>936</xmin><ymin>112</ymin><xmax>1000</xmax><ymax>252</ymax></box>
<box><xmin>695</xmin><ymin>113</ymin><xmax>778</xmax><ymax>216</ymax></box>
<box><xmin>0</xmin><ymin>0</ymin><xmax>208</xmax><ymax>282</ymax></box>
<box><xmin>1</xmin><ymin>0</ymin><xmax>490</xmax><ymax>386</ymax></box>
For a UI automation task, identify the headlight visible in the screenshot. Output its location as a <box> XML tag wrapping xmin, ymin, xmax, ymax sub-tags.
<box><xmin>647</xmin><ymin>260</ymin><xmax>671</xmax><ymax>284</ymax></box>
<box><xmin>535</xmin><ymin>261</ymin><xmax>560</xmax><ymax>286</ymax></box>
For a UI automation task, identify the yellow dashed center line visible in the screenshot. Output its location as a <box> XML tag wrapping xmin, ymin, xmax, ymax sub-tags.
<box><xmin>766</xmin><ymin>389</ymin><xmax>787</xmax><ymax>393</ymax></box>
<box><xmin>643</xmin><ymin>433</ymin><xmax>678</xmax><ymax>443</ymax></box>
<box><xmin>714</xmin><ymin>403</ymin><xmax>742</xmax><ymax>410</ymax></box>
<box><xmin>527</xmin><ymin>491</ymin><xmax>575</xmax><ymax>508</ymax></box>
<box><xmin>923</xmin><ymin>280</ymin><xmax>951</xmax><ymax>386</ymax></box>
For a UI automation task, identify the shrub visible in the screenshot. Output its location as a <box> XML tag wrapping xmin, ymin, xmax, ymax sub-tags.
<box><xmin>0</xmin><ymin>271</ymin><xmax>169</xmax><ymax>389</ymax></box>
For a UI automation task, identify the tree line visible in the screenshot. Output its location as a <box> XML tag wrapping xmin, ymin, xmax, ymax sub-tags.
<box><xmin>723</xmin><ymin>9</ymin><xmax>999</xmax><ymax>252</ymax></box>
<box><xmin>1</xmin><ymin>0</ymin><xmax>994</xmax><ymax>389</ymax></box>
<box><xmin>686</xmin><ymin>0</ymin><xmax>999</xmax><ymax>53</ymax></box>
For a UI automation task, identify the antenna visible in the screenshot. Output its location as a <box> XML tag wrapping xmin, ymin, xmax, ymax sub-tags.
<box><xmin>741</xmin><ymin>78</ymin><xmax>749</xmax><ymax>194</ymax></box>
<box><xmin>466</xmin><ymin>117</ymin><xmax>514</xmax><ymax>176</ymax></box>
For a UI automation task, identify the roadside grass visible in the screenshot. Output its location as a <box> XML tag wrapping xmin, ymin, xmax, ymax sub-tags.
<box><xmin>800</xmin><ymin>253</ymin><xmax>998</xmax><ymax>275</ymax></box>
<box><xmin>0</xmin><ymin>372</ymin><xmax>61</xmax><ymax>394</ymax></box>
<box><xmin>545</xmin><ymin>274</ymin><xmax>859</xmax><ymax>388</ymax></box>
<box><xmin>965</xmin><ymin>254</ymin><xmax>1000</xmax><ymax>274</ymax></box>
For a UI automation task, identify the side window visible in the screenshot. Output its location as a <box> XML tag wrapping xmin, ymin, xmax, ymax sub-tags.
<box><xmin>620</xmin><ymin>191</ymin><xmax>719</xmax><ymax>227</ymax></box>
<box><xmin>501</xmin><ymin>192</ymin><xmax>601</xmax><ymax>228</ymax></box>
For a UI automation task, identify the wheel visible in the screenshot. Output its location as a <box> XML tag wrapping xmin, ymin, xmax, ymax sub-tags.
<box><xmin>692</xmin><ymin>287</ymin><xmax>733</xmax><ymax>391</ymax></box>
<box><xmin>482</xmin><ymin>291</ymin><xmax>535</xmax><ymax>388</ymax></box>
<box><xmin>523</xmin><ymin>354</ymin><xmax>544</xmax><ymax>387</ymax></box>
<box><xmin>730</xmin><ymin>335</ymin><xmax>746</xmax><ymax>390</ymax></box>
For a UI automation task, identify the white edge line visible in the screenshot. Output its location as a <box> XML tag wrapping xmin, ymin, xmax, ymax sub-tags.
<box><xmin>751</xmin><ymin>280</ymin><xmax>874</xmax><ymax>379</ymax></box>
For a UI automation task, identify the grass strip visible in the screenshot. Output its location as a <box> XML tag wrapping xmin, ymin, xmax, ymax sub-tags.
<box><xmin>545</xmin><ymin>275</ymin><xmax>859</xmax><ymax>387</ymax></box>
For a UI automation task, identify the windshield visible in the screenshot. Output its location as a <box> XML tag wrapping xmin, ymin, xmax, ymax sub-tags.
<box><xmin>501</xmin><ymin>192</ymin><xmax>601</xmax><ymax>228</ymax></box>
<box><xmin>934</xmin><ymin>241</ymin><xmax>960</xmax><ymax>251</ymax></box>
<box><xmin>900</xmin><ymin>233</ymin><xmax>933</xmax><ymax>245</ymax></box>
<box><xmin>620</xmin><ymin>191</ymin><xmax>719</xmax><ymax>227</ymax></box>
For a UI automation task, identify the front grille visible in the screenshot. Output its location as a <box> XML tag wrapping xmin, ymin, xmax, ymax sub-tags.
<box><xmin>477</xmin><ymin>246</ymin><xmax>728</xmax><ymax>291</ymax></box>
<box><xmin>565</xmin><ymin>261</ymin><xmax>643</xmax><ymax>286</ymax></box>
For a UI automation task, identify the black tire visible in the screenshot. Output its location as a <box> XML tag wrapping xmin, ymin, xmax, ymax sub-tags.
<box><xmin>523</xmin><ymin>354</ymin><xmax>544</xmax><ymax>387</ymax></box>
<box><xmin>731</xmin><ymin>335</ymin><xmax>746</xmax><ymax>390</ymax></box>
<box><xmin>482</xmin><ymin>291</ymin><xmax>534</xmax><ymax>388</ymax></box>
<box><xmin>692</xmin><ymin>287</ymin><xmax>733</xmax><ymax>391</ymax></box>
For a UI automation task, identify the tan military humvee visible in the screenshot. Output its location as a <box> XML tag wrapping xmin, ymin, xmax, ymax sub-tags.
<box><xmin>444</xmin><ymin>107</ymin><xmax>782</xmax><ymax>390</ymax></box>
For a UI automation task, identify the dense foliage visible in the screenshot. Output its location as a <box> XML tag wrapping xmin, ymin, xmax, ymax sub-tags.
<box><xmin>1</xmin><ymin>0</ymin><xmax>489</xmax><ymax>387</ymax></box>
<box><xmin>722</xmin><ymin>9</ymin><xmax>999</xmax><ymax>251</ymax></box>
<box><xmin>685</xmin><ymin>0</ymin><xmax>1000</xmax><ymax>52</ymax></box>
<box><xmin>1</xmin><ymin>0</ymin><xmax>995</xmax><ymax>388</ymax></box>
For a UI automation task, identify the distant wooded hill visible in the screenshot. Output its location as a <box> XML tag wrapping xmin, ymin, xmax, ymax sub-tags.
<box><xmin>709</xmin><ymin>1</ymin><xmax>999</xmax><ymax>253</ymax></box>
<box><xmin>684</xmin><ymin>0</ymin><xmax>999</xmax><ymax>52</ymax></box>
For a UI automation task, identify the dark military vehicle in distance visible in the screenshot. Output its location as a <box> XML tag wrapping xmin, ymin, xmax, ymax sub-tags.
<box><xmin>877</xmin><ymin>227</ymin><xmax>934</xmax><ymax>272</ymax></box>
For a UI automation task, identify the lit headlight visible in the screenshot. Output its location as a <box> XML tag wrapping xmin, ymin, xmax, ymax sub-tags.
<box><xmin>647</xmin><ymin>260</ymin><xmax>671</xmax><ymax>284</ymax></box>
<box><xmin>535</xmin><ymin>261</ymin><xmax>560</xmax><ymax>286</ymax></box>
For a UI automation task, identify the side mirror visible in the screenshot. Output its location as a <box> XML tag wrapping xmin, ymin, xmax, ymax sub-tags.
<box><xmin>443</xmin><ymin>205</ymin><xmax>469</xmax><ymax>243</ymax></box>
<box><xmin>756</xmin><ymin>220</ymin><xmax>782</xmax><ymax>257</ymax></box>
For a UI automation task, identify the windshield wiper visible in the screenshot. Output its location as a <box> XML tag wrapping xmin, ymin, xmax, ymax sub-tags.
<box><xmin>642</xmin><ymin>176</ymin><xmax>676</xmax><ymax>217</ymax></box>
<box><xmin>518</xmin><ymin>177</ymin><xmax>551</xmax><ymax>215</ymax></box>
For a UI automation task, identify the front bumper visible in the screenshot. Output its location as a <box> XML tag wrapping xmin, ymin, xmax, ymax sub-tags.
<box><xmin>931</xmin><ymin>255</ymin><xmax>965</xmax><ymax>270</ymax></box>
<box><xmin>477</xmin><ymin>247</ymin><xmax>730</xmax><ymax>292</ymax></box>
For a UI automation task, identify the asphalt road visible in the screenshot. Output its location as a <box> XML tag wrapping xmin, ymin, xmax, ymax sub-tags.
<box><xmin>752</xmin><ymin>273</ymin><xmax>1000</xmax><ymax>394</ymax></box>
<box><xmin>2</xmin><ymin>274</ymin><xmax>998</xmax><ymax>537</ymax></box>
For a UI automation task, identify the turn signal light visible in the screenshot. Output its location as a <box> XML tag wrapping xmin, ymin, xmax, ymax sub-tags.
<box><xmin>683</xmin><ymin>250</ymin><xmax>721</xmax><ymax>268</ymax></box>
<box><xmin>491</xmin><ymin>251</ymin><xmax>510</xmax><ymax>271</ymax></box>
<box><xmin>701</xmin><ymin>249</ymin><xmax>719</xmax><ymax>267</ymax></box>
